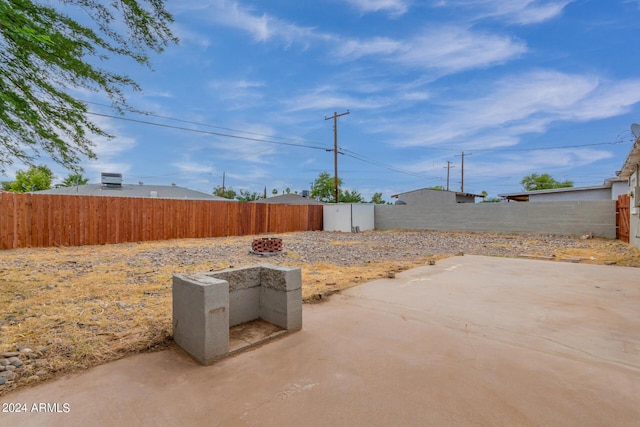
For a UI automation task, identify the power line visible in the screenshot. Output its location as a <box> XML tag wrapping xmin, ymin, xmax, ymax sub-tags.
<box><xmin>438</xmin><ymin>138</ymin><xmax>629</xmax><ymax>153</ymax></box>
<box><xmin>340</xmin><ymin>149</ymin><xmax>439</xmax><ymax>180</ymax></box>
<box><xmin>88</xmin><ymin>108</ymin><xmax>438</xmax><ymax>181</ymax></box>
<box><xmin>85</xmin><ymin>111</ymin><xmax>332</xmax><ymax>151</ymax></box>
<box><xmin>83</xmin><ymin>101</ymin><xmax>631</xmax><ymax>155</ymax></box>
<box><xmin>471</xmin><ymin>140</ymin><xmax>626</xmax><ymax>152</ymax></box>
<box><xmin>83</xmin><ymin>100</ymin><xmax>329</xmax><ymax>146</ymax></box>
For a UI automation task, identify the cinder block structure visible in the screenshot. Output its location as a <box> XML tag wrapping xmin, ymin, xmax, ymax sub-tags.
<box><xmin>173</xmin><ymin>264</ymin><xmax>302</xmax><ymax>365</ymax></box>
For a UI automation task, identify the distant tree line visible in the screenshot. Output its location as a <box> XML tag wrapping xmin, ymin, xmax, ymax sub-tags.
<box><xmin>1</xmin><ymin>165</ymin><xmax>88</xmax><ymax>192</ymax></box>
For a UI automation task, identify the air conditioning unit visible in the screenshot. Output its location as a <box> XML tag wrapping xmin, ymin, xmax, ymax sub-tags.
<box><xmin>101</xmin><ymin>172</ymin><xmax>123</xmax><ymax>187</ymax></box>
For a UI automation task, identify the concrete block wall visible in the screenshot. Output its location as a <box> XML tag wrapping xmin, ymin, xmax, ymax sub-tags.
<box><xmin>173</xmin><ymin>264</ymin><xmax>302</xmax><ymax>365</ymax></box>
<box><xmin>172</xmin><ymin>273</ymin><xmax>230</xmax><ymax>365</ymax></box>
<box><xmin>374</xmin><ymin>201</ymin><xmax>616</xmax><ymax>239</ymax></box>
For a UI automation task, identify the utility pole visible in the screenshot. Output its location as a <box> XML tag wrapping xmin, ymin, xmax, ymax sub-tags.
<box><xmin>444</xmin><ymin>161</ymin><xmax>455</xmax><ymax>191</ymax></box>
<box><xmin>455</xmin><ymin>152</ymin><xmax>472</xmax><ymax>192</ymax></box>
<box><xmin>324</xmin><ymin>110</ymin><xmax>350</xmax><ymax>203</ymax></box>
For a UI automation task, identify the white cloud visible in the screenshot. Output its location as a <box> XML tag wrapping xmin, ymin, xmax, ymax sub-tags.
<box><xmin>207</xmin><ymin>79</ymin><xmax>266</xmax><ymax>110</ymax></box>
<box><xmin>388</xmin><ymin>70</ymin><xmax>640</xmax><ymax>149</ymax></box>
<box><xmin>403</xmin><ymin>147</ymin><xmax>614</xmax><ymax>184</ymax></box>
<box><xmin>396</xmin><ymin>27</ymin><xmax>527</xmax><ymax>73</ymax></box>
<box><xmin>173</xmin><ymin>23</ymin><xmax>211</xmax><ymax>48</ymax></box>
<box><xmin>343</xmin><ymin>0</ymin><xmax>411</xmax><ymax>17</ymax></box>
<box><xmin>283</xmin><ymin>85</ymin><xmax>392</xmax><ymax>112</ymax></box>
<box><xmin>475</xmin><ymin>148</ymin><xmax>614</xmax><ymax>178</ymax></box>
<box><xmin>172</xmin><ymin>161</ymin><xmax>215</xmax><ymax>174</ymax></box>
<box><xmin>333</xmin><ymin>26</ymin><xmax>526</xmax><ymax>75</ymax></box>
<box><xmin>335</xmin><ymin>37</ymin><xmax>403</xmax><ymax>60</ymax></box>
<box><xmin>83</xmin><ymin>117</ymin><xmax>137</xmax><ymax>177</ymax></box>
<box><xmin>202</xmin><ymin>1</ymin><xmax>323</xmax><ymax>47</ymax></box>
<box><xmin>437</xmin><ymin>0</ymin><xmax>573</xmax><ymax>25</ymax></box>
<box><xmin>562</xmin><ymin>79</ymin><xmax>640</xmax><ymax>121</ymax></box>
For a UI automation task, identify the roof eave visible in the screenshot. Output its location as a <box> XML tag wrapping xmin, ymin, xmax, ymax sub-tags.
<box><xmin>618</xmin><ymin>136</ymin><xmax>640</xmax><ymax>178</ymax></box>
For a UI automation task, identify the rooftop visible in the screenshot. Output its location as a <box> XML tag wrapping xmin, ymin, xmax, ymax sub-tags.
<box><xmin>34</xmin><ymin>183</ymin><xmax>229</xmax><ymax>201</ymax></box>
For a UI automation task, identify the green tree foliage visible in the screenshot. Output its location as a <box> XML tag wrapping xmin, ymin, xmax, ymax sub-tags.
<box><xmin>2</xmin><ymin>164</ymin><xmax>53</xmax><ymax>192</ymax></box>
<box><xmin>311</xmin><ymin>172</ymin><xmax>342</xmax><ymax>203</ymax></box>
<box><xmin>310</xmin><ymin>172</ymin><xmax>365</xmax><ymax>203</ymax></box>
<box><xmin>271</xmin><ymin>188</ymin><xmax>278</xmax><ymax>195</ymax></box>
<box><xmin>428</xmin><ymin>185</ymin><xmax>445</xmax><ymax>190</ymax></box>
<box><xmin>520</xmin><ymin>173</ymin><xmax>573</xmax><ymax>191</ymax></box>
<box><xmin>236</xmin><ymin>189</ymin><xmax>263</xmax><ymax>202</ymax></box>
<box><xmin>370</xmin><ymin>192</ymin><xmax>389</xmax><ymax>204</ymax></box>
<box><xmin>0</xmin><ymin>0</ymin><xmax>178</xmax><ymax>172</ymax></box>
<box><xmin>340</xmin><ymin>189</ymin><xmax>364</xmax><ymax>203</ymax></box>
<box><xmin>213</xmin><ymin>185</ymin><xmax>236</xmax><ymax>200</ymax></box>
<box><xmin>57</xmin><ymin>172</ymin><xmax>89</xmax><ymax>187</ymax></box>
<box><xmin>482</xmin><ymin>197</ymin><xmax>501</xmax><ymax>203</ymax></box>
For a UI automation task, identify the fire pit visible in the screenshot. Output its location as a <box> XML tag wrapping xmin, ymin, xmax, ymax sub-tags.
<box><xmin>251</xmin><ymin>237</ymin><xmax>284</xmax><ymax>255</ymax></box>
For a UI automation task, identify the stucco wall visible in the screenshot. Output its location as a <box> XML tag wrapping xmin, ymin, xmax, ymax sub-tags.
<box><xmin>375</xmin><ymin>200</ymin><xmax>616</xmax><ymax>239</ymax></box>
<box><xmin>611</xmin><ymin>181</ymin><xmax>630</xmax><ymax>200</ymax></box>
<box><xmin>323</xmin><ymin>203</ymin><xmax>375</xmax><ymax>232</ymax></box>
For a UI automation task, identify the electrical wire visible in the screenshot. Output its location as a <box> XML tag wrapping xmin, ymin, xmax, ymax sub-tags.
<box><xmin>85</xmin><ymin>111</ymin><xmax>332</xmax><ymax>151</ymax></box>
<box><xmin>339</xmin><ymin>148</ymin><xmax>440</xmax><ymax>180</ymax></box>
<box><xmin>470</xmin><ymin>140</ymin><xmax>626</xmax><ymax>152</ymax></box>
<box><xmin>85</xmin><ymin>107</ymin><xmax>438</xmax><ymax>180</ymax></box>
<box><xmin>83</xmin><ymin>103</ymin><xmax>631</xmax><ymax>183</ymax></box>
<box><xmin>83</xmin><ymin>100</ymin><xmax>328</xmax><ymax>146</ymax></box>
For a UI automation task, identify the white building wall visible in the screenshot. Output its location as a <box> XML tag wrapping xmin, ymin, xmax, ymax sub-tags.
<box><xmin>323</xmin><ymin>204</ymin><xmax>375</xmax><ymax>232</ymax></box>
<box><xmin>611</xmin><ymin>181</ymin><xmax>630</xmax><ymax>200</ymax></box>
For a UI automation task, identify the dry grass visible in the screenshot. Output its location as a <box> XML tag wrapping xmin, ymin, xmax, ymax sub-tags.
<box><xmin>1</xmin><ymin>231</ymin><xmax>638</xmax><ymax>396</ymax></box>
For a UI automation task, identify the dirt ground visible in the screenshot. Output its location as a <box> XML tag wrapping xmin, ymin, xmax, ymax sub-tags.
<box><xmin>1</xmin><ymin>230</ymin><xmax>639</xmax><ymax>396</ymax></box>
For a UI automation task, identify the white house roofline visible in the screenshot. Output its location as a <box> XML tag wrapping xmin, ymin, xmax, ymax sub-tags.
<box><xmin>617</xmin><ymin>135</ymin><xmax>640</xmax><ymax>178</ymax></box>
<box><xmin>391</xmin><ymin>188</ymin><xmax>485</xmax><ymax>199</ymax></box>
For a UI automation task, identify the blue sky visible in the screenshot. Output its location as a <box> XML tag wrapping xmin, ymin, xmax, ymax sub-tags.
<box><xmin>6</xmin><ymin>0</ymin><xmax>640</xmax><ymax>201</ymax></box>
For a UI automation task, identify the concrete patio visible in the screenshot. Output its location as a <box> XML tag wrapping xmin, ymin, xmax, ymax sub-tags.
<box><xmin>1</xmin><ymin>255</ymin><xmax>638</xmax><ymax>426</ymax></box>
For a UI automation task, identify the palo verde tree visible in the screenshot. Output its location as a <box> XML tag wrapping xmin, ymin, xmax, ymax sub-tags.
<box><xmin>0</xmin><ymin>0</ymin><xmax>178</xmax><ymax>173</ymax></box>
<box><xmin>520</xmin><ymin>173</ymin><xmax>573</xmax><ymax>191</ymax></box>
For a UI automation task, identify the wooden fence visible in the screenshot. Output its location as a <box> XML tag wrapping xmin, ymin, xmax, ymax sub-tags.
<box><xmin>616</xmin><ymin>194</ymin><xmax>630</xmax><ymax>243</ymax></box>
<box><xmin>0</xmin><ymin>193</ymin><xmax>323</xmax><ymax>250</ymax></box>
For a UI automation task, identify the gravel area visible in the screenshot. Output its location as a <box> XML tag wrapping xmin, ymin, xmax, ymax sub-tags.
<box><xmin>118</xmin><ymin>230</ymin><xmax>638</xmax><ymax>267</ymax></box>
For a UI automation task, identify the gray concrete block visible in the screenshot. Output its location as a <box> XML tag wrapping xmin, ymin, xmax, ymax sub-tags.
<box><xmin>173</xmin><ymin>265</ymin><xmax>303</xmax><ymax>365</ymax></box>
<box><xmin>209</xmin><ymin>266</ymin><xmax>261</xmax><ymax>291</ymax></box>
<box><xmin>374</xmin><ymin>201</ymin><xmax>616</xmax><ymax>238</ymax></box>
<box><xmin>259</xmin><ymin>264</ymin><xmax>302</xmax><ymax>291</ymax></box>
<box><xmin>173</xmin><ymin>273</ymin><xmax>230</xmax><ymax>365</ymax></box>
<box><xmin>260</xmin><ymin>287</ymin><xmax>303</xmax><ymax>331</ymax></box>
<box><xmin>228</xmin><ymin>286</ymin><xmax>261</xmax><ymax>327</ymax></box>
